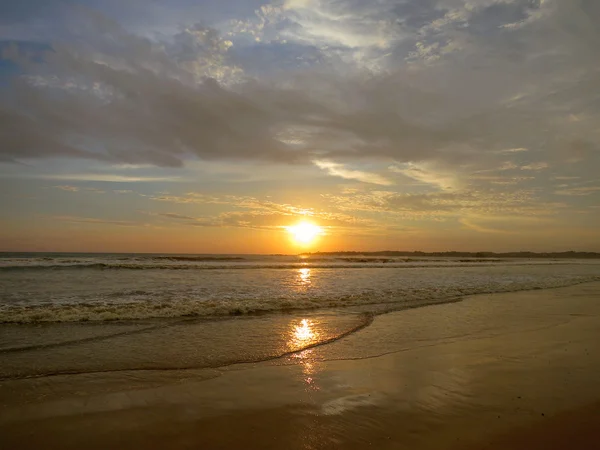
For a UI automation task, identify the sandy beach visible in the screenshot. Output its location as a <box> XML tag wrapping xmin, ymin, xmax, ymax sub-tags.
<box><xmin>2</xmin><ymin>281</ymin><xmax>600</xmax><ymax>449</ymax></box>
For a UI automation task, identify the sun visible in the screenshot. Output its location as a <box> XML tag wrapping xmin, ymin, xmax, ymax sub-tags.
<box><xmin>286</xmin><ymin>222</ymin><xmax>323</xmax><ymax>245</ymax></box>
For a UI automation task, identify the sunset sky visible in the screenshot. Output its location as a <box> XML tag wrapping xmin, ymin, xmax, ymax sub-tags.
<box><xmin>1</xmin><ymin>0</ymin><xmax>599</xmax><ymax>253</ymax></box>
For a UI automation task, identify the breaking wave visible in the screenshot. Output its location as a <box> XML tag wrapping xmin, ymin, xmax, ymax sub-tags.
<box><xmin>2</xmin><ymin>275</ymin><xmax>598</xmax><ymax>324</ymax></box>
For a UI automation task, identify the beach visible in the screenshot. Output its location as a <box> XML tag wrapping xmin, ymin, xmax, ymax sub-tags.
<box><xmin>3</xmin><ymin>1</ymin><xmax>599</xmax><ymax>447</ymax></box>
<box><xmin>2</xmin><ymin>280</ymin><xmax>600</xmax><ymax>449</ymax></box>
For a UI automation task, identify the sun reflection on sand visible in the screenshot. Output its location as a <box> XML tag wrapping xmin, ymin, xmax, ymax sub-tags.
<box><xmin>295</xmin><ymin>349</ymin><xmax>319</xmax><ymax>391</ymax></box>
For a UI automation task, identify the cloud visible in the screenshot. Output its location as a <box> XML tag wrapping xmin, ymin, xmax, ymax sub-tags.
<box><xmin>42</xmin><ymin>174</ymin><xmax>182</xmax><ymax>182</ymax></box>
<box><xmin>321</xmin><ymin>186</ymin><xmax>567</xmax><ymax>222</ymax></box>
<box><xmin>157</xmin><ymin>213</ymin><xmax>197</xmax><ymax>220</ymax></box>
<box><xmin>170</xmin><ymin>23</ymin><xmax>242</xmax><ymax>84</ymax></box>
<box><xmin>289</xmin><ymin>2</ymin><xmax>393</xmax><ymax>46</ymax></box>
<box><xmin>145</xmin><ymin>192</ymin><xmax>373</xmax><ymax>230</ymax></box>
<box><xmin>1</xmin><ymin>0</ymin><xmax>599</xmax><ymax>254</ymax></box>
<box><xmin>495</xmin><ymin>148</ymin><xmax>529</xmax><ymax>154</ymax></box>
<box><xmin>52</xmin><ymin>185</ymin><xmax>106</xmax><ymax>193</ymax></box>
<box><xmin>51</xmin><ymin>215</ymin><xmax>140</xmax><ymax>226</ymax></box>
<box><xmin>553</xmin><ymin>176</ymin><xmax>580</xmax><ymax>181</ymax></box>
<box><xmin>459</xmin><ymin>218</ymin><xmax>514</xmax><ymax>235</ymax></box>
<box><xmin>555</xmin><ymin>186</ymin><xmax>600</xmax><ymax>196</ymax></box>
<box><xmin>150</xmin><ymin>192</ymin><xmax>318</xmax><ymax>219</ymax></box>
<box><xmin>0</xmin><ymin>0</ymin><xmax>598</xmax><ymax>204</ymax></box>
<box><xmin>458</xmin><ymin>214</ymin><xmax>555</xmax><ymax>235</ymax></box>
<box><xmin>314</xmin><ymin>160</ymin><xmax>392</xmax><ymax>185</ymax></box>
<box><xmin>521</xmin><ymin>162</ymin><xmax>549</xmax><ymax>171</ymax></box>
<box><xmin>148</xmin><ymin>208</ymin><xmax>365</xmax><ymax>231</ymax></box>
<box><xmin>389</xmin><ymin>162</ymin><xmax>462</xmax><ymax>190</ymax></box>
<box><xmin>0</xmin><ymin>0</ymin><xmax>66</xmax><ymax>26</ymax></box>
<box><xmin>54</xmin><ymin>185</ymin><xmax>79</xmax><ymax>192</ymax></box>
<box><xmin>0</xmin><ymin>14</ymin><xmax>312</xmax><ymax>166</ymax></box>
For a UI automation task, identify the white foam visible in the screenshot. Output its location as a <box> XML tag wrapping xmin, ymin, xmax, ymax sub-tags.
<box><xmin>321</xmin><ymin>393</ymin><xmax>382</xmax><ymax>415</ymax></box>
<box><xmin>2</xmin><ymin>274</ymin><xmax>598</xmax><ymax>323</ymax></box>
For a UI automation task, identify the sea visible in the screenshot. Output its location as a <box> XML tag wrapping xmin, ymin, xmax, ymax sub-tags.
<box><xmin>1</xmin><ymin>252</ymin><xmax>599</xmax><ymax>381</ymax></box>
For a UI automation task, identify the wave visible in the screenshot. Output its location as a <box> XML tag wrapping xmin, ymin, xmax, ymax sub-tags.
<box><xmin>333</xmin><ymin>257</ymin><xmax>504</xmax><ymax>263</ymax></box>
<box><xmin>151</xmin><ymin>256</ymin><xmax>247</xmax><ymax>262</ymax></box>
<box><xmin>0</xmin><ymin>260</ymin><xmax>581</xmax><ymax>272</ymax></box>
<box><xmin>2</xmin><ymin>275</ymin><xmax>598</xmax><ymax>324</ymax></box>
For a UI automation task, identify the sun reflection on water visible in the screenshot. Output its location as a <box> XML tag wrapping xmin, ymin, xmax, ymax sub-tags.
<box><xmin>298</xmin><ymin>268</ymin><xmax>311</xmax><ymax>286</ymax></box>
<box><xmin>288</xmin><ymin>318</ymin><xmax>320</xmax><ymax>351</ymax></box>
<box><xmin>294</xmin><ymin>319</ymin><xmax>316</xmax><ymax>343</ymax></box>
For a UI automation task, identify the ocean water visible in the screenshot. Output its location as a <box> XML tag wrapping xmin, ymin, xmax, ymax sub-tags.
<box><xmin>1</xmin><ymin>252</ymin><xmax>600</xmax><ymax>323</ymax></box>
<box><xmin>1</xmin><ymin>253</ymin><xmax>599</xmax><ymax>381</ymax></box>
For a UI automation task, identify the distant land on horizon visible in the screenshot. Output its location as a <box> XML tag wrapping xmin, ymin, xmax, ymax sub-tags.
<box><xmin>301</xmin><ymin>251</ymin><xmax>600</xmax><ymax>259</ymax></box>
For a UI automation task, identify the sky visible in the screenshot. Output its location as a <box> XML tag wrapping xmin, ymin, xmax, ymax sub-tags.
<box><xmin>0</xmin><ymin>0</ymin><xmax>599</xmax><ymax>254</ymax></box>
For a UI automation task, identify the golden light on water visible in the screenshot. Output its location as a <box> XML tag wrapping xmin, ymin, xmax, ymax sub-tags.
<box><xmin>295</xmin><ymin>319</ymin><xmax>315</xmax><ymax>342</ymax></box>
<box><xmin>288</xmin><ymin>318</ymin><xmax>319</xmax><ymax>351</ymax></box>
<box><xmin>286</xmin><ymin>222</ymin><xmax>323</xmax><ymax>245</ymax></box>
<box><xmin>298</xmin><ymin>268</ymin><xmax>311</xmax><ymax>285</ymax></box>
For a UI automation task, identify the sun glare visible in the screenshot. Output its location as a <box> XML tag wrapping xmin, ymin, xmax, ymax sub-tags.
<box><xmin>287</xmin><ymin>222</ymin><xmax>323</xmax><ymax>245</ymax></box>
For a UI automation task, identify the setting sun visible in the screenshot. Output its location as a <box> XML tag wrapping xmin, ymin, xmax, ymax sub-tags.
<box><xmin>286</xmin><ymin>222</ymin><xmax>323</xmax><ymax>245</ymax></box>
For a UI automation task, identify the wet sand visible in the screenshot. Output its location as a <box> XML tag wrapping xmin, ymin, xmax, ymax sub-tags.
<box><xmin>1</xmin><ymin>281</ymin><xmax>600</xmax><ymax>449</ymax></box>
<box><xmin>469</xmin><ymin>401</ymin><xmax>600</xmax><ymax>450</ymax></box>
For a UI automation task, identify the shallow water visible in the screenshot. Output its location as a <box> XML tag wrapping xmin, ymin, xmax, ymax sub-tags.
<box><xmin>1</xmin><ymin>253</ymin><xmax>599</xmax><ymax>384</ymax></box>
<box><xmin>0</xmin><ymin>312</ymin><xmax>370</xmax><ymax>379</ymax></box>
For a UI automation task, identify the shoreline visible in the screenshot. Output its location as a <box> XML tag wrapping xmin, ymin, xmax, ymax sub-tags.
<box><xmin>3</xmin><ymin>275</ymin><xmax>598</xmax><ymax>382</ymax></box>
<box><xmin>2</xmin><ymin>281</ymin><xmax>600</xmax><ymax>449</ymax></box>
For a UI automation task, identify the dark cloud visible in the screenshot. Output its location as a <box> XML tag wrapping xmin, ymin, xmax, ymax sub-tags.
<box><xmin>0</xmin><ymin>12</ymin><xmax>462</xmax><ymax>166</ymax></box>
<box><xmin>230</xmin><ymin>41</ymin><xmax>330</xmax><ymax>75</ymax></box>
<box><xmin>0</xmin><ymin>0</ymin><xmax>598</xmax><ymax>182</ymax></box>
<box><xmin>392</xmin><ymin>0</ymin><xmax>447</xmax><ymax>31</ymax></box>
<box><xmin>0</xmin><ymin>0</ymin><xmax>65</xmax><ymax>25</ymax></box>
<box><xmin>0</xmin><ymin>21</ymin><xmax>309</xmax><ymax>165</ymax></box>
<box><xmin>462</xmin><ymin>0</ymin><xmax>541</xmax><ymax>35</ymax></box>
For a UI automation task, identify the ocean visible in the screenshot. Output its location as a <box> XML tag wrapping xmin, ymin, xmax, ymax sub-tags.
<box><xmin>1</xmin><ymin>253</ymin><xmax>599</xmax><ymax>381</ymax></box>
<box><xmin>2</xmin><ymin>253</ymin><xmax>600</xmax><ymax>323</ymax></box>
